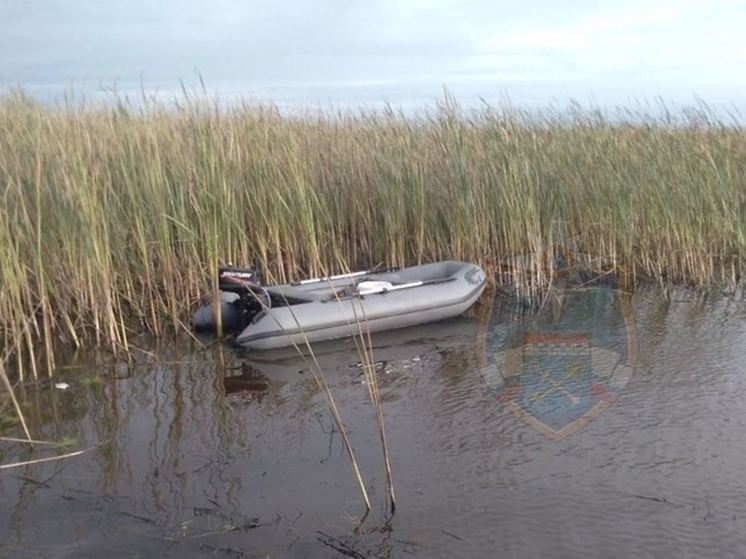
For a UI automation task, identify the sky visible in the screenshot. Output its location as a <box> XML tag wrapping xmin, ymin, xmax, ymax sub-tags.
<box><xmin>1</xmin><ymin>0</ymin><xmax>744</xmax><ymax>110</ymax></box>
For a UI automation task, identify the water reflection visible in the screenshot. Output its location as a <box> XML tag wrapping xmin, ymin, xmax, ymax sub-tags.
<box><xmin>3</xmin><ymin>288</ymin><xmax>746</xmax><ymax>558</ymax></box>
<box><xmin>480</xmin><ymin>288</ymin><xmax>636</xmax><ymax>440</ymax></box>
<box><xmin>222</xmin><ymin>364</ymin><xmax>270</xmax><ymax>398</ymax></box>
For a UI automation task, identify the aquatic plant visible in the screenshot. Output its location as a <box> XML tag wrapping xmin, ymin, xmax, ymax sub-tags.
<box><xmin>0</xmin><ymin>90</ymin><xmax>744</xmax><ymax>371</ymax></box>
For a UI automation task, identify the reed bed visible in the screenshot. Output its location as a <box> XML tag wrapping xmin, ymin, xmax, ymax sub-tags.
<box><xmin>0</xmin><ymin>90</ymin><xmax>744</xmax><ymax>371</ymax></box>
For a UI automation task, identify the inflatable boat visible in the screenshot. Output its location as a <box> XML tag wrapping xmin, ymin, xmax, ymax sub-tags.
<box><xmin>193</xmin><ymin>260</ymin><xmax>487</xmax><ymax>350</ymax></box>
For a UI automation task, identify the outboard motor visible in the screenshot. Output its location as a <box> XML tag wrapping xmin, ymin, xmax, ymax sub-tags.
<box><xmin>193</xmin><ymin>266</ymin><xmax>270</xmax><ymax>333</ymax></box>
<box><xmin>218</xmin><ymin>266</ymin><xmax>271</xmax><ymax>330</ymax></box>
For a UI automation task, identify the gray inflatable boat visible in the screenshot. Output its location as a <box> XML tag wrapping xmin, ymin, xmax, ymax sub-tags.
<box><xmin>193</xmin><ymin>260</ymin><xmax>487</xmax><ymax>350</ymax></box>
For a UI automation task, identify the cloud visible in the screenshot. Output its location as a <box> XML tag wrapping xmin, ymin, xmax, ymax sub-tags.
<box><xmin>2</xmin><ymin>0</ymin><xmax>745</xmax><ymax>103</ymax></box>
<box><xmin>470</xmin><ymin>0</ymin><xmax>746</xmax><ymax>85</ymax></box>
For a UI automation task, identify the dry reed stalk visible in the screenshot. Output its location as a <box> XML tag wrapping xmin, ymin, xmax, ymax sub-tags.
<box><xmin>0</xmin><ymin>361</ymin><xmax>33</xmax><ymax>443</ymax></box>
<box><xmin>352</xmin><ymin>306</ymin><xmax>396</xmax><ymax>512</ymax></box>
<box><xmin>319</xmin><ymin>272</ymin><xmax>397</xmax><ymax>513</ymax></box>
<box><xmin>0</xmin><ymin>444</ymin><xmax>100</xmax><ymax>471</ymax></box>
<box><xmin>243</xmin><ymin>274</ymin><xmax>372</xmax><ymax>512</ymax></box>
<box><xmin>0</xmin><ymin>436</ymin><xmax>59</xmax><ymax>445</ymax></box>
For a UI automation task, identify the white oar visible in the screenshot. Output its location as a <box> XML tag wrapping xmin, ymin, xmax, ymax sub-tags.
<box><xmin>297</xmin><ymin>270</ymin><xmax>368</xmax><ymax>285</ymax></box>
<box><xmin>293</xmin><ymin>266</ymin><xmax>399</xmax><ymax>286</ymax></box>
<box><xmin>357</xmin><ymin>276</ymin><xmax>456</xmax><ymax>295</ymax></box>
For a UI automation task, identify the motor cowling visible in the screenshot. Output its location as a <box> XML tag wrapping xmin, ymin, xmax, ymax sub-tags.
<box><xmin>217</xmin><ymin>266</ymin><xmax>271</xmax><ymax>330</ymax></box>
<box><xmin>218</xmin><ymin>265</ymin><xmax>260</xmax><ymax>291</ymax></box>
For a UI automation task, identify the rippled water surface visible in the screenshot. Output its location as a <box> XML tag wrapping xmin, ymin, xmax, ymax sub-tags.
<box><xmin>2</xmin><ymin>287</ymin><xmax>746</xmax><ymax>558</ymax></box>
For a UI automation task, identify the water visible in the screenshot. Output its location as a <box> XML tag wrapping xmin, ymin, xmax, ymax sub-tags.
<box><xmin>1</xmin><ymin>287</ymin><xmax>746</xmax><ymax>558</ymax></box>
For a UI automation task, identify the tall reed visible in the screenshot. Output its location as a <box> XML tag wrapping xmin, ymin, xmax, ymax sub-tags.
<box><xmin>0</xmin><ymin>91</ymin><xmax>744</xmax><ymax>365</ymax></box>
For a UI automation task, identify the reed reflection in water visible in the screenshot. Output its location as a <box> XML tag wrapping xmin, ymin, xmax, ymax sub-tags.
<box><xmin>1</xmin><ymin>288</ymin><xmax>746</xmax><ymax>558</ymax></box>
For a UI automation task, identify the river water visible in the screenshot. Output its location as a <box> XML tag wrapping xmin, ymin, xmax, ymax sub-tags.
<box><xmin>1</xmin><ymin>287</ymin><xmax>745</xmax><ymax>558</ymax></box>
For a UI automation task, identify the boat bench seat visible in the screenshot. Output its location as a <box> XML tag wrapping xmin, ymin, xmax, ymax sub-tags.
<box><xmin>266</xmin><ymin>285</ymin><xmax>337</xmax><ymax>303</ymax></box>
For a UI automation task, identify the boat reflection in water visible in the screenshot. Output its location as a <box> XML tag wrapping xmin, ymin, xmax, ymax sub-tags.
<box><xmin>480</xmin><ymin>287</ymin><xmax>637</xmax><ymax>440</ymax></box>
<box><xmin>237</xmin><ymin>316</ymin><xmax>480</xmax><ymax>382</ymax></box>
<box><xmin>222</xmin><ymin>363</ymin><xmax>271</xmax><ymax>400</ymax></box>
